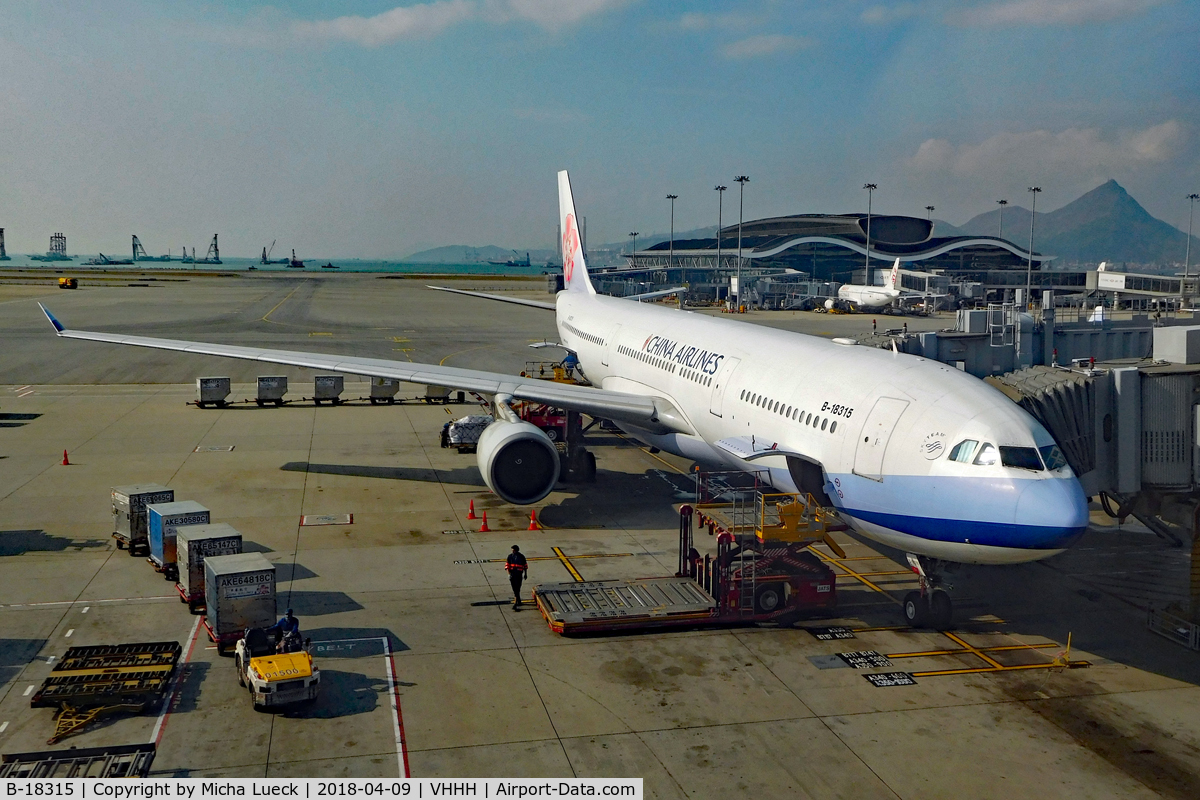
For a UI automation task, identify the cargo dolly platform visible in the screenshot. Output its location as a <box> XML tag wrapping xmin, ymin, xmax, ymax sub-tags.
<box><xmin>0</xmin><ymin>743</ymin><xmax>157</xmax><ymax>778</ymax></box>
<box><xmin>30</xmin><ymin>642</ymin><xmax>182</xmax><ymax>744</ymax></box>
<box><xmin>535</xmin><ymin>490</ymin><xmax>841</xmax><ymax>635</ymax></box>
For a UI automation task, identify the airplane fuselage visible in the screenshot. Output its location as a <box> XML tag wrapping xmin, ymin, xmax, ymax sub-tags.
<box><xmin>556</xmin><ymin>292</ymin><xmax>1088</xmax><ymax>565</ymax></box>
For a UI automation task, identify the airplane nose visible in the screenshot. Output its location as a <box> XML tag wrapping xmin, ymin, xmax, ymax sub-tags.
<box><xmin>1015</xmin><ymin>477</ymin><xmax>1089</xmax><ymax>548</ymax></box>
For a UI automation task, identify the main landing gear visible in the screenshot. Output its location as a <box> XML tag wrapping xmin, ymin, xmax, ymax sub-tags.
<box><xmin>902</xmin><ymin>554</ymin><xmax>954</xmax><ymax>630</ymax></box>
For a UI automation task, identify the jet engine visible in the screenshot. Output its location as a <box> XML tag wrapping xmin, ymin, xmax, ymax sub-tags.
<box><xmin>476</xmin><ymin>418</ymin><xmax>561</xmax><ymax>505</ymax></box>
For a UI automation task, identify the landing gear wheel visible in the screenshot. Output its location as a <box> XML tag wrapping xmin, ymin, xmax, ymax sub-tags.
<box><xmin>903</xmin><ymin>591</ymin><xmax>928</xmax><ymax>628</ymax></box>
<box><xmin>543</xmin><ymin>427</ymin><xmax>560</xmax><ymax>442</ymax></box>
<box><xmin>928</xmin><ymin>590</ymin><xmax>953</xmax><ymax>630</ymax></box>
<box><xmin>755</xmin><ymin>583</ymin><xmax>786</xmax><ymax>614</ymax></box>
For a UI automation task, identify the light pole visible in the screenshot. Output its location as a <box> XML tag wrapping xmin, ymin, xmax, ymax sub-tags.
<box><xmin>666</xmin><ymin>195</ymin><xmax>677</xmax><ymax>276</ymax></box>
<box><xmin>1186</xmin><ymin>194</ymin><xmax>1199</xmax><ymax>305</ymax></box>
<box><xmin>629</xmin><ymin>232</ymin><xmax>638</xmax><ymax>258</ymax></box>
<box><xmin>1026</xmin><ymin>187</ymin><xmax>1042</xmax><ymax>307</ymax></box>
<box><xmin>925</xmin><ymin>205</ymin><xmax>935</xmax><ymax>220</ymax></box>
<box><xmin>715</xmin><ymin>185</ymin><xmax>727</xmax><ymax>303</ymax></box>
<box><xmin>735</xmin><ymin>176</ymin><xmax>749</xmax><ymax>309</ymax></box>
<box><xmin>863</xmin><ymin>183</ymin><xmax>877</xmax><ymax>285</ymax></box>
<box><xmin>997</xmin><ymin>199</ymin><xmax>1008</xmax><ymax>239</ymax></box>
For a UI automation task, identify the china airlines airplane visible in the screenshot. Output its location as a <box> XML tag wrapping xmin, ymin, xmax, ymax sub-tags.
<box><xmin>39</xmin><ymin>170</ymin><xmax>1087</xmax><ymax>628</ymax></box>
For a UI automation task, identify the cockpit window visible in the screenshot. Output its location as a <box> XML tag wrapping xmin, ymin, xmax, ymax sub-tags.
<box><xmin>1000</xmin><ymin>446</ymin><xmax>1044</xmax><ymax>471</ymax></box>
<box><xmin>1039</xmin><ymin>445</ymin><xmax>1068</xmax><ymax>471</ymax></box>
<box><xmin>973</xmin><ymin>443</ymin><xmax>998</xmax><ymax>466</ymax></box>
<box><xmin>948</xmin><ymin>440</ymin><xmax>978</xmax><ymax>463</ymax></box>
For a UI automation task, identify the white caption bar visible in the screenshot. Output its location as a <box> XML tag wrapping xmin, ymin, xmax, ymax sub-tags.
<box><xmin>1</xmin><ymin>779</ymin><xmax>643</xmax><ymax>799</ymax></box>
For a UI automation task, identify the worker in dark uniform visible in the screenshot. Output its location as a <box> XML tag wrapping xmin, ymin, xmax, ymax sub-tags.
<box><xmin>268</xmin><ymin>608</ymin><xmax>301</xmax><ymax>649</ymax></box>
<box><xmin>505</xmin><ymin>545</ymin><xmax>528</xmax><ymax>608</ymax></box>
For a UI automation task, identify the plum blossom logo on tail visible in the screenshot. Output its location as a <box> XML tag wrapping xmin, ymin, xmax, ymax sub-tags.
<box><xmin>562</xmin><ymin>214</ymin><xmax>579</xmax><ymax>284</ymax></box>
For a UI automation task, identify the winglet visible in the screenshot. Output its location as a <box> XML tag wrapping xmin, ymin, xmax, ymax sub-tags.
<box><xmin>38</xmin><ymin>303</ymin><xmax>65</xmax><ymax>333</ymax></box>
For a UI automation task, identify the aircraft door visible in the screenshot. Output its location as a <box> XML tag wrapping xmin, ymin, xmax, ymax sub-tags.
<box><xmin>853</xmin><ymin>396</ymin><xmax>909</xmax><ymax>481</ymax></box>
<box><xmin>708</xmin><ymin>357</ymin><xmax>741</xmax><ymax>417</ymax></box>
<box><xmin>603</xmin><ymin>324</ymin><xmax>620</xmax><ymax>366</ymax></box>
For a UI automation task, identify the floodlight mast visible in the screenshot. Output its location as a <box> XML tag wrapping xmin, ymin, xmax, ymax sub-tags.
<box><xmin>735</xmin><ymin>176</ymin><xmax>750</xmax><ymax>310</ymax></box>
<box><xmin>1026</xmin><ymin>187</ymin><xmax>1042</xmax><ymax>307</ymax></box>
<box><xmin>715</xmin><ymin>185</ymin><xmax>727</xmax><ymax>304</ymax></box>
<box><xmin>863</xmin><ymin>183</ymin><xmax>877</xmax><ymax>285</ymax></box>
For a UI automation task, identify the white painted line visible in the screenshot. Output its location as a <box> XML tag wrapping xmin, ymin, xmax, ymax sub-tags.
<box><xmin>14</xmin><ymin>385</ymin><xmax>30</xmax><ymax>392</ymax></box>
<box><xmin>0</xmin><ymin>721</ymin><xmax>8</xmax><ymax>733</ymax></box>
<box><xmin>150</xmin><ymin>615</ymin><xmax>203</xmax><ymax>746</ymax></box>
<box><xmin>64</xmin><ymin>629</ymin><xmax>74</xmax><ymax>638</ymax></box>
<box><xmin>383</xmin><ymin>637</ymin><xmax>411</xmax><ymax>778</ymax></box>
<box><xmin>17</xmin><ymin>391</ymin><xmax>34</xmax><ymax>398</ymax></box>
<box><xmin>0</xmin><ymin>596</ymin><xmax>176</xmax><ymax>610</ymax></box>
<box><xmin>46</xmin><ymin>656</ymin><xmax>56</xmax><ymax>665</ymax></box>
<box><xmin>82</xmin><ymin>607</ymin><xmax>90</xmax><ymax>613</ymax></box>
<box><xmin>23</xmin><ymin>685</ymin><xmax>34</xmax><ymax>697</ymax></box>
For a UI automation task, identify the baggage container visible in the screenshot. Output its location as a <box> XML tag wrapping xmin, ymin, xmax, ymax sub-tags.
<box><xmin>257</xmin><ymin>376</ymin><xmax>287</xmax><ymax>406</ymax></box>
<box><xmin>112</xmin><ymin>484</ymin><xmax>174</xmax><ymax>555</ymax></box>
<box><xmin>313</xmin><ymin>375</ymin><xmax>343</xmax><ymax>405</ymax></box>
<box><xmin>146</xmin><ymin>501</ymin><xmax>210</xmax><ymax>578</ymax></box>
<box><xmin>204</xmin><ymin>553</ymin><xmax>275</xmax><ymax>653</ymax></box>
<box><xmin>177</xmin><ymin>523</ymin><xmax>242</xmax><ymax>610</ymax></box>
<box><xmin>425</xmin><ymin>384</ymin><xmax>451</xmax><ymax>404</ymax></box>
<box><xmin>369</xmin><ymin>376</ymin><xmax>400</xmax><ymax>404</ymax></box>
<box><xmin>196</xmin><ymin>377</ymin><xmax>230</xmax><ymax>408</ymax></box>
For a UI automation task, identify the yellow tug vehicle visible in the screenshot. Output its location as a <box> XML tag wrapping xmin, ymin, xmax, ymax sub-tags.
<box><xmin>235</xmin><ymin>628</ymin><xmax>320</xmax><ymax>709</ymax></box>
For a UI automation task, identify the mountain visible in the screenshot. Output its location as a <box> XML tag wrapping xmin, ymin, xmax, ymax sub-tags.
<box><xmin>953</xmin><ymin>180</ymin><xmax>1198</xmax><ymax>265</ymax></box>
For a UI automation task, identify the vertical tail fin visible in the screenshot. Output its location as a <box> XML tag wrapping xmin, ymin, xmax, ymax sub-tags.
<box><xmin>558</xmin><ymin>170</ymin><xmax>595</xmax><ymax>294</ymax></box>
<box><xmin>888</xmin><ymin>258</ymin><xmax>901</xmax><ymax>292</ymax></box>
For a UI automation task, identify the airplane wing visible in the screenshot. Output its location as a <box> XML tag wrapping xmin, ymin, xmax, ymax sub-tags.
<box><xmin>37</xmin><ymin>304</ymin><xmax>691</xmax><ymax>435</ymax></box>
<box><xmin>426</xmin><ymin>285</ymin><xmax>556</xmax><ymax>311</ymax></box>
<box><xmin>626</xmin><ymin>287</ymin><xmax>687</xmax><ymax>302</ymax></box>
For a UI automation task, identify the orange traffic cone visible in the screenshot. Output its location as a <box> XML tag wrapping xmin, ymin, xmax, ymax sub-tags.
<box><xmin>62</xmin><ymin>450</ymin><xmax>70</xmax><ymax>466</ymax></box>
<box><xmin>528</xmin><ymin>509</ymin><xmax>540</xmax><ymax>530</ymax></box>
<box><xmin>467</xmin><ymin>500</ymin><xmax>477</xmax><ymax>520</ymax></box>
<box><xmin>479</xmin><ymin>512</ymin><xmax>490</xmax><ymax>532</ymax></box>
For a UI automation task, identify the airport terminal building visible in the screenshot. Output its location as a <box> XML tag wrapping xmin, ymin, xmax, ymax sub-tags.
<box><xmin>595</xmin><ymin>213</ymin><xmax>1087</xmax><ymax>306</ymax></box>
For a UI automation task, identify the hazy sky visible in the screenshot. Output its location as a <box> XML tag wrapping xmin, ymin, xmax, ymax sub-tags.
<box><xmin>2</xmin><ymin>0</ymin><xmax>1197</xmax><ymax>258</ymax></box>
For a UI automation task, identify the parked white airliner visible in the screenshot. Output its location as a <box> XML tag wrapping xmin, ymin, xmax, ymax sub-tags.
<box><xmin>39</xmin><ymin>170</ymin><xmax>1087</xmax><ymax>626</ymax></box>
<box><xmin>834</xmin><ymin>258</ymin><xmax>902</xmax><ymax>309</ymax></box>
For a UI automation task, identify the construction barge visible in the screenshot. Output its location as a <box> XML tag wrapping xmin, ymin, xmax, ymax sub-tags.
<box><xmin>535</xmin><ymin>474</ymin><xmax>847</xmax><ymax>635</ymax></box>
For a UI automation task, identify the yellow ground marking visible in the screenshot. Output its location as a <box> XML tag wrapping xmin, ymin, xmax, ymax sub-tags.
<box><xmin>887</xmin><ymin>642</ymin><xmax>1058</xmax><ymax>659</ymax></box>
<box><xmin>806</xmin><ymin>545</ymin><xmax>900</xmax><ymax>604</ymax></box>
<box><xmin>261</xmin><ymin>282</ymin><xmax>305</xmax><ymax>324</ymax></box>
<box><xmin>439</xmin><ymin>345</ymin><xmax>494</xmax><ymax>366</ymax></box>
<box><xmin>942</xmin><ymin>630</ymin><xmax>1005</xmax><ymax>669</ymax></box>
<box><xmin>552</xmin><ymin>546</ymin><xmax>585</xmax><ymax>582</ymax></box>
<box><xmin>309</xmin><ymin>332</ymin><xmax>333</xmax><ymax>336</ymax></box>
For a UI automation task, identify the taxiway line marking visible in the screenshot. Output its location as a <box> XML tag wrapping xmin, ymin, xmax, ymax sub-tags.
<box><xmin>807</xmin><ymin>546</ymin><xmax>899</xmax><ymax>604</ymax></box>
<box><xmin>912</xmin><ymin>661</ymin><xmax>1088</xmax><ymax>678</ymax></box>
<box><xmin>0</xmin><ymin>721</ymin><xmax>8</xmax><ymax>734</ymax></box>
<box><xmin>22</xmin><ymin>686</ymin><xmax>34</xmax><ymax>697</ymax></box>
<box><xmin>942</xmin><ymin>631</ymin><xmax>1005</xmax><ymax>670</ymax></box>
<box><xmin>552</xmin><ymin>547</ymin><xmax>585</xmax><ymax>582</ymax></box>
<box><xmin>887</xmin><ymin>642</ymin><xmax>1059</xmax><ymax>659</ymax></box>
<box><xmin>261</xmin><ymin>282</ymin><xmax>305</xmax><ymax>324</ymax></box>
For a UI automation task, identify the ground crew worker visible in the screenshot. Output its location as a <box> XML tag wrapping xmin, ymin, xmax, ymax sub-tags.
<box><xmin>505</xmin><ymin>545</ymin><xmax>528</xmax><ymax>607</ymax></box>
<box><xmin>268</xmin><ymin>608</ymin><xmax>300</xmax><ymax>641</ymax></box>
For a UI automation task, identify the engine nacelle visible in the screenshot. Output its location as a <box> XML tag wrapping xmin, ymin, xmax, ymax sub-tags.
<box><xmin>824</xmin><ymin>298</ymin><xmax>836</xmax><ymax>310</ymax></box>
<box><xmin>476</xmin><ymin>419</ymin><xmax>561</xmax><ymax>505</ymax></box>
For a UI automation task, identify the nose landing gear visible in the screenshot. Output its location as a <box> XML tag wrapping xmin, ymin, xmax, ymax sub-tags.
<box><xmin>902</xmin><ymin>554</ymin><xmax>954</xmax><ymax>630</ymax></box>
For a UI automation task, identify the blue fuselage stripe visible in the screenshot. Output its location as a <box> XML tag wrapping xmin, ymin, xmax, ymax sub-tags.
<box><xmin>840</xmin><ymin>507</ymin><xmax>1086</xmax><ymax>550</ymax></box>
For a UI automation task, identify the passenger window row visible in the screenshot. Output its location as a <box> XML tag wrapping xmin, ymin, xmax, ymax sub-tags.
<box><xmin>682</xmin><ymin>368</ymin><xmax>712</xmax><ymax>387</ymax></box>
<box><xmin>618</xmin><ymin>344</ymin><xmax>677</xmax><ymax>374</ymax></box>
<box><xmin>738</xmin><ymin>389</ymin><xmax>837</xmax><ymax>434</ymax></box>
<box><xmin>564</xmin><ymin>322</ymin><xmax>604</xmax><ymax>346</ymax></box>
